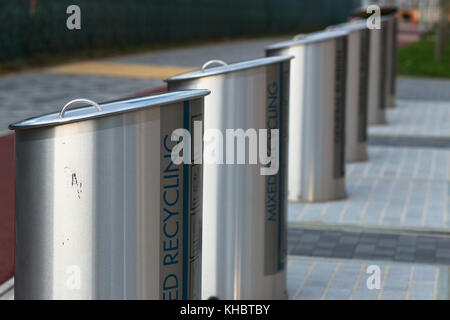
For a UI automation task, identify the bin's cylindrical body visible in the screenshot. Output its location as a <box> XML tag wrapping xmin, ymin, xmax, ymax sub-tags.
<box><xmin>367</xmin><ymin>21</ymin><xmax>386</xmax><ymax>125</ymax></box>
<box><xmin>352</xmin><ymin>7</ymin><xmax>398</xmax><ymax>112</ymax></box>
<box><xmin>328</xmin><ymin>21</ymin><xmax>371</xmax><ymax>163</ymax></box>
<box><xmin>388</xmin><ymin>15</ymin><xmax>398</xmax><ymax>108</ymax></box>
<box><xmin>380</xmin><ymin>16</ymin><xmax>393</xmax><ymax>114</ymax></box>
<box><xmin>166</xmin><ymin>56</ymin><xmax>292</xmax><ymax>300</ymax></box>
<box><xmin>266</xmin><ymin>30</ymin><xmax>348</xmax><ymax>202</ymax></box>
<box><xmin>10</xmin><ymin>90</ymin><xmax>209</xmax><ymax>300</ymax></box>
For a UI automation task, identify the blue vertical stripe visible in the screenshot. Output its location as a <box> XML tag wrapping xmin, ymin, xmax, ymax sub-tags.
<box><xmin>278</xmin><ymin>62</ymin><xmax>284</xmax><ymax>271</ymax></box>
<box><xmin>182</xmin><ymin>101</ymin><xmax>190</xmax><ymax>299</ymax></box>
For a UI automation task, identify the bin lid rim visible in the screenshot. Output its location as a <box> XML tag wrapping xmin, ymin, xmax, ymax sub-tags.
<box><xmin>351</xmin><ymin>6</ymin><xmax>398</xmax><ymax>18</ymax></box>
<box><xmin>265</xmin><ymin>29</ymin><xmax>349</xmax><ymax>51</ymax></box>
<box><xmin>165</xmin><ymin>56</ymin><xmax>293</xmax><ymax>82</ymax></box>
<box><xmin>327</xmin><ymin>20</ymin><xmax>368</xmax><ymax>32</ymax></box>
<box><xmin>350</xmin><ymin>16</ymin><xmax>392</xmax><ymax>25</ymax></box>
<box><xmin>9</xmin><ymin>89</ymin><xmax>210</xmax><ymax>130</ymax></box>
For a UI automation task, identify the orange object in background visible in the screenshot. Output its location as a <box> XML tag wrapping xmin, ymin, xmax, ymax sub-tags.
<box><xmin>397</xmin><ymin>8</ymin><xmax>420</xmax><ymax>24</ymax></box>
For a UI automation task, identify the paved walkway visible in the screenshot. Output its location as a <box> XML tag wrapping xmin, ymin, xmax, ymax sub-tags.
<box><xmin>288</xmin><ymin>227</ymin><xmax>450</xmax><ymax>265</ymax></box>
<box><xmin>369</xmin><ymin>99</ymin><xmax>450</xmax><ymax>138</ymax></box>
<box><xmin>289</xmin><ymin>143</ymin><xmax>449</xmax><ymax>233</ymax></box>
<box><xmin>287</xmin><ymin>256</ymin><xmax>447</xmax><ymax>300</ymax></box>
<box><xmin>397</xmin><ymin>76</ymin><xmax>450</xmax><ymax>102</ymax></box>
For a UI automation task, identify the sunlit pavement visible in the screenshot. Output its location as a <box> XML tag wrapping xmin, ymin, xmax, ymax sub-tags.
<box><xmin>285</xmin><ymin>96</ymin><xmax>450</xmax><ymax>299</ymax></box>
<box><xmin>287</xmin><ymin>256</ymin><xmax>446</xmax><ymax>300</ymax></box>
<box><xmin>289</xmin><ymin>144</ymin><xmax>449</xmax><ymax>232</ymax></box>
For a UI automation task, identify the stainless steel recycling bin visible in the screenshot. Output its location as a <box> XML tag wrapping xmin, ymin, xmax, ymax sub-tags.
<box><xmin>387</xmin><ymin>13</ymin><xmax>398</xmax><ymax>108</ymax></box>
<box><xmin>380</xmin><ymin>16</ymin><xmax>392</xmax><ymax>115</ymax></box>
<box><xmin>327</xmin><ymin>21</ymin><xmax>370</xmax><ymax>163</ymax></box>
<box><xmin>266</xmin><ymin>30</ymin><xmax>348</xmax><ymax>202</ymax></box>
<box><xmin>353</xmin><ymin>6</ymin><xmax>398</xmax><ymax>109</ymax></box>
<box><xmin>166</xmin><ymin>56</ymin><xmax>292</xmax><ymax>300</ymax></box>
<box><xmin>10</xmin><ymin>90</ymin><xmax>209</xmax><ymax>300</ymax></box>
<box><xmin>365</xmin><ymin>18</ymin><xmax>386</xmax><ymax>125</ymax></box>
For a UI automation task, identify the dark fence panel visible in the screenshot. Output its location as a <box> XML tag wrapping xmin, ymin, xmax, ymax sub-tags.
<box><xmin>0</xmin><ymin>0</ymin><xmax>358</xmax><ymax>62</ymax></box>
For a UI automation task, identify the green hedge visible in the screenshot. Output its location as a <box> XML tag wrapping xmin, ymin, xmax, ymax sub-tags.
<box><xmin>0</xmin><ymin>0</ymin><xmax>357</xmax><ymax>62</ymax></box>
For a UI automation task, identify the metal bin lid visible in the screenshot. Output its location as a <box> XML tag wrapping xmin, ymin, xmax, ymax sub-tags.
<box><xmin>326</xmin><ymin>20</ymin><xmax>368</xmax><ymax>33</ymax></box>
<box><xmin>9</xmin><ymin>89</ymin><xmax>210</xmax><ymax>130</ymax></box>
<box><xmin>265</xmin><ymin>29</ymin><xmax>349</xmax><ymax>51</ymax></box>
<box><xmin>165</xmin><ymin>56</ymin><xmax>294</xmax><ymax>82</ymax></box>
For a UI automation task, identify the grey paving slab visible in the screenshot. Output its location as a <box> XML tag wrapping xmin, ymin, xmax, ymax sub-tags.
<box><xmin>288</xmin><ymin>227</ymin><xmax>450</xmax><ymax>265</ymax></box>
<box><xmin>289</xmin><ymin>144</ymin><xmax>449</xmax><ymax>233</ymax></box>
<box><xmin>368</xmin><ymin>135</ymin><xmax>450</xmax><ymax>149</ymax></box>
<box><xmin>396</xmin><ymin>76</ymin><xmax>450</xmax><ymax>101</ymax></box>
<box><xmin>289</xmin><ymin>179</ymin><xmax>448</xmax><ymax>232</ymax></box>
<box><xmin>347</xmin><ymin>146</ymin><xmax>449</xmax><ymax>181</ymax></box>
<box><xmin>287</xmin><ymin>256</ymin><xmax>446</xmax><ymax>300</ymax></box>
<box><xmin>369</xmin><ymin>99</ymin><xmax>450</xmax><ymax>139</ymax></box>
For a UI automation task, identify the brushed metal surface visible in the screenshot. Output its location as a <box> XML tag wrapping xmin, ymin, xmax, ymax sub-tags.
<box><xmin>367</xmin><ymin>23</ymin><xmax>386</xmax><ymax>125</ymax></box>
<box><xmin>12</xmin><ymin>92</ymin><xmax>206</xmax><ymax>300</ymax></box>
<box><xmin>347</xmin><ymin>27</ymin><xmax>369</xmax><ymax>163</ymax></box>
<box><xmin>381</xmin><ymin>17</ymin><xmax>393</xmax><ymax>114</ymax></box>
<box><xmin>329</xmin><ymin>22</ymin><xmax>370</xmax><ymax>163</ymax></box>
<box><xmin>388</xmin><ymin>16</ymin><xmax>398</xmax><ymax>108</ymax></box>
<box><xmin>167</xmin><ymin>57</ymin><xmax>291</xmax><ymax>300</ymax></box>
<box><xmin>266</xmin><ymin>32</ymin><xmax>347</xmax><ymax>202</ymax></box>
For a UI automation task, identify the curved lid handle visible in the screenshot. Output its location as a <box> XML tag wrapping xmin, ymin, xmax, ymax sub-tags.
<box><xmin>60</xmin><ymin>99</ymin><xmax>102</xmax><ymax>119</ymax></box>
<box><xmin>201</xmin><ymin>59</ymin><xmax>229</xmax><ymax>72</ymax></box>
<box><xmin>292</xmin><ymin>33</ymin><xmax>307</xmax><ymax>41</ymax></box>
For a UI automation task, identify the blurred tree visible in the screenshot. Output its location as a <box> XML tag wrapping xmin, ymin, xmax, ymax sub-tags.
<box><xmin>435</xmin><ymin>0</ymin><xmax>449</xmax><ymax>61</ymax></box>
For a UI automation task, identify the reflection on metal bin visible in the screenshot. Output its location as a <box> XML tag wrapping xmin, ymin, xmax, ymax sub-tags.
<box><xmin>380</xmin><ymin>16</ymin><xmax>393</xmax><ymax>115</ymax></box>
<box><xmin>266</xmin><ymin>30</ymin><xmax>348</xmax><ymax>202</ymax></box>
<box><xmin>387</xmin><ymin>14</ymin><xmax>398</xmax><ymax>108</ymax></box>
<box><xmin>9</xmin><ymin>90</ymin><xmax>209</xmax><ymax>300</ymax></box>
<box><xmin>366</xmin><ymin>19</ymin><xmax>386</xmax><ymax>125</ymax></box>
<box><xmin>351</xmin><ymin>6</ymin><xmax>398</xmax><ymax>109</ymax></box>
<box><xmin>166</xmin><ymin>56</ymin><xmax>293</xmax><ymax>300</ymax></box>
<box><xmin>327</xmin><ymin>21</ymin><xmax>371</xmax><ymax>163</ymax></box>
